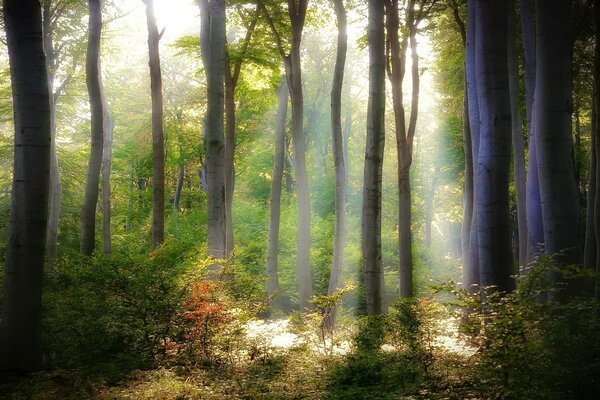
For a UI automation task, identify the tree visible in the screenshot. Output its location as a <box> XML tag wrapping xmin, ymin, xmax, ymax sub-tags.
<box><xmin>473</xmin><ymin>0</ymin><xmax>513</xmax><ymax>292</ymax></box>
<box><xmin>363</xmin><ymin>0</ymin><xmax>386</xmax><ymax>315</ymax></box>
<box><xmin>326</xmin><ymin>0</ymin><xmax>347</xmax><ymax>327</ymax></box>
<box><xmin>535</xmin><ymin>0</ymin><xmax>581</xmax><ymax>295</ymax></box>
<box><xmin>266</xmin><ymin>79</ymin><xmax>288</xmax><ymax>310</ymax></box>
<box><xmin>0</xmin><ymin>0</ymin><xmax>51</xmax><ymax>371</ymax></box>
<box><xmin>81</xmin><ymin>0</ymin><xmax>107</xmax><ymax>256</ymax></box>
<box><xmin>143</xmin><ymin>0</ymin><xmax>165</xmax><ymax>249</ymax></box>
<box><xmin>200</xmin><ymin>0</ymin><xmax>227</xmax><ymax>260</ymax></box>
<box><xmin>507</xmin><ymin>0</ymin><xmax>527</xmax><ymax>268</ymax></box>
<box><xmin>224</xmin><ymin>5</ymin><xmax>260</xmax><ymax>257</ymax></box>
<box><xmin>521</xmin><ymin>0</ymin><xmax>544</xmax><ymax>263</ymax></box>
<box><xmin>260</xmin><ymin>0</ymin><xmax>313</xmax><ymax>309</ymax></box>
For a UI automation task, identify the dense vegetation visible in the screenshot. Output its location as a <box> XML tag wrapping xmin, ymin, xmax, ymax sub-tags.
<box><xmin>0</xmin><ymin>0</ymin><xmax>599</xmax><ymax>399</ymax></box>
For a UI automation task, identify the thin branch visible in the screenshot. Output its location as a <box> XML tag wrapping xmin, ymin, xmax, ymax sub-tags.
<box><xmin>258</xmin><ymin>0</ymin><xmax>288</xmax><ymax>60</ymax></box>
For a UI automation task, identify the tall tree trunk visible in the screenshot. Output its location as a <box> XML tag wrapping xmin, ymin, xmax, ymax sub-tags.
<box><xmin>507</xmin><ymin>0</ymin><xmax>527</xmax><ymax>269</ymax></box>
<box><xmin>474</xmin><ymin>0</ymin><xmax>514</xmax><ymax>293</ymax></box>
<box><xmin>101</xmin><ymin>113</ymin><xmax>113</xmax><ymax>256</ymax></box>
<box><xmin>143</xmin><ymin>0</ymin><xmax>165</xmax><ymax>249</ymax></box>
<box><xmin>465</xmin><ymin>0</ymin><xmax>480</xmax><ymax>292</ymax></box>
<box><xmin>521</xmin><ymin>0</ymin><xmax>544</xmax><ymax>263</ymax></box>
<box><xmin>593</xmin><ymin>0</ymin><xmax>600</xmax><ymax>298</ymax></box>
<box><xmin>200</xmin><ymin>0</ymin><xmax>227</xmax><ymax>260</ymax></box>
<box><xmin>363</xmin><ymin>0</ymin><xmax>386</xmax><ymax>315</ymax></box>
<box><xmin>424</xmin><ymin>169</ymin><xmax>439</xmax><ymax>249</ymax></box>
<box><xmin>224</xmin><ymin>9</ymin><xmax>258</xmax><ymax>258</ymax></box>
<box><xmin>535</xmin><ymin>0</ymin><xmax>581</xmax><ymax>296</ymax></box>
<box><xmin>42</xmin><ymin>3</ymin><xmax>62</xmax><ymax>261</ymax></box>
<box><xmin>0</xmin><ymin>0</ymin><xmax>51</xmax><ymax>372</ymax></box>
<box><xmin>224</xmin><ymin>64</ymin><xmax>235</xmax><ymax>257</ymax></box>
<box><xmin>81</xmin><ymin>0</ymin><xmax>106</xmax><ymax>257</ymax></box>
<box><xmin>174</xmin><ymin>163</ymin><xmax>185</xmax><ymax>211</ymax></box>
<box><xmin>325</xmin><ymin>0</ymin><xmax>347</xmax><ymax>330</ymax></box>
<box><xmin>267</xmin><ymin>80</ymin><xmax>288</xmax><ymax>310</ymax></box>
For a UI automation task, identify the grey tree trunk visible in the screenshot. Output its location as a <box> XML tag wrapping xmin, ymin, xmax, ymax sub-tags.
<box><xmin>267</xmin><ymin>80</ymin><xmax>288</xmax><ymax>310</ymax></box>
<box><xmin>101</xmin><ymin>113</ymin><xmax>113</xmax><ymax>256</ymax></box>
<box><xmin>42</xmin><ymin>3</ymin><xmax>62</xmax><ymax>261</ymax></box>
<box><xmin>0</xmin><ymin>0</ymin><xmax>51</xmax><ymax>372</ymax></box>
<box><xmin>224</xmin><ymin>10</ymin><xmax>258</xmax><ymax>258</ymax></box>
<box><xmin>465</xmin><ymin>0</ymin><xmax>480</xmax><ymax>292</ymax></box>
<box><xmin>474</xmin><ymin>0</ymin><xmax>514</xmax><ymax>293</ymax></box>
<box><xmin>363</xmin><ymin>0</ymin><xmax>386</xmax><ymax>315</ymax></box>
<box><xmin>81</xmin><ymin>0</ymin><xmax>106</xmax><ymax>257</ymax></box>
<box><xmin>143</xmin><ymin>0</ymin><xmax>165</xmax><ymax>249</ymax></box>
<box><xmin>507</xmin><ymin>0</ymin><xmax>527</xmax><ymax>269</ymax></box>
<box><xmin>200</xmin><ymin>0</ymin><xmax>227</xmax><ymax>260</ymax></box>
<box><xmin>261</xmin><ymin>0</ymin><xmax>312</xmax><ymax>309</ymax></box>
<box><xmin>535</xmin><ymin>0</ymin><xmax>581</xmax><ymax>296</ymax></box>
<box><xmin>521</xmin><ymin>0</ymin><xmax>544</xmax><ymax>263</ymax></box>
<box><xmin>325</xmin><ymin>0</ymin><xmax>347</xmax><ymax>330</ymax></box>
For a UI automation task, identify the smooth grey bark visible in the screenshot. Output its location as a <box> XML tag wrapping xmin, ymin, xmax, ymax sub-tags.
<box><xmin>363</xmin><ymin>0</ymin><xmax>386</xmax><ymax>315</ymax></box>
<box><xmin>325</xmin><ymin>0</ymin><xmax>347</xmax><ymax>330</ymax></box>
<box><xmin>0</xmin><ymin>0</ymin><xmax>51</xmax><ymax>372</ymax></box>
<box><xmin>42</xmin><ymin>2</ymin><xmax>62</xmax><ymax>261</ymax></box>
<box><xmin>465</xmin><ymin>0</ymin><xmax>480</xmax><ymax>292</ymax></box>
<box><xmin>261</xmin><ymin>0</ymin><xmax>313</xmax><ymax>309</ymax></box>
<box><xmin>200</xmin><ymin>0</ymin><xmax>227</xmax><ymax>260</ymax></box>
<box><xmin>224</xmin><ymin>9</ymin><xmax>259</xmax><ymax>258</ymax></box>
<box><xmin>521</xmin><ymin>0</ymin><xmax>544</xmax><ymax>263</ymax></box>
<box><xmin>101</xmin><ymin>112</ymin><xmax>113</xmax><ymax>256</ymax></box>
<box><xmin>81</xmin><ymin>0</ymin><xmax>106</xmax><ymax>257</ymax></box>
<box><xmin>266</xmin><ymin>80</ymin><xmax>288</xmax><ymax>310</ymax></box>
<box><xmin>507</xmin><ymin>0</ymin><xmax>527</xmax><ymax>269</ymax></box>
<box><xmin>143</xmin><ymin>0</ymin><xmax>165</xmax><ymax>249</ymax></box>
<box><xmin>474</xmin><ymin>0</ymin><xmax>514</xmax><ymax>293</ymax></box>
<box><xmin>535</xmin><ymin>0</ymin><xmax>581</xmax><ymax>296</ymax></box>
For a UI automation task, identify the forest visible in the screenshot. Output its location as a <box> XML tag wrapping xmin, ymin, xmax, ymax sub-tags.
<box><xmin>1</xmin><ymin>0</ymin><xmax>599</xmax><ymax>399</ymax></box>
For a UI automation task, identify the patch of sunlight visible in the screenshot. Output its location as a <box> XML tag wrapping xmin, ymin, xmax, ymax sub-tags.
<box><xmin>245</xmin><ymin>319</ymin><xmax>302</xmax><ymax>349</ymax></box>
<box><xmin>436</xmin><ymin>317</ymin><xmax>477</xmax><ymax>356</ymax></box>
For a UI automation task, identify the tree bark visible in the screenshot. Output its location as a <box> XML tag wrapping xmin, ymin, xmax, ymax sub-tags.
<box><xmin>200</xmin><ymin>0</ymin><xmax>227</xmax><ymax>260</ymax></box>
<box><xmin>0</xmin><ymin>0</ymin><xmax>51</xmax><ymax>372</ymax></box>
<box><xmin>363</xmin><ymin>0</ymin><xmax>386</xmax><ymax>315</ymax></box>
<box><xmin>520</xmin><ymin>0</ymin><xmax>544</xmax><ymax>264</ymax></box>
<box><xmin>325</xmin><ymin>0</ymin><xmax>347</xmax><ymax>329</ymax></box>
<box><xmin>101</xmin><ymin>112</ymin><xmax>113</xmax><ymax>256</ymax></box>
<box><xmin>464</xmin><ymin>0</ymin><xmax>480</xmax><ymax>293</ymax></box>
<box><xmin>260</xmin><ymin>0</ymin><xmax>313</xmax><ymax>308</ymax></box>
<box><xmin>535</xmin><ymin>0</ymin><xmax>581</xmax><ymax>296</ymax></box>
<box><xmin>507</xmin><ymin>0</ymin><xmax>527</xmax><ymax>269</ymax></box>
<box><xmin>267</xmin><ymin>80</ymin><xmax>288</xmax><ymax>310</ymax></box>
<box><xmin>143</xmin><ymin>0</ymin><xmax>165</xmax><ymax>249</ymax></box>
<box><xmin>42</xmin><ymin>3</ymin><xmax>62</xmax><ymax>261</ymax></box>
<box><xmin>474</xmin><ymin>0</ymin><xmax>514</xmax><ymax>293</ymax></box>
<box><xmin>81</xmin><ymin>0</ymin><xmax>106</xmax><ymax>257</ymax></box>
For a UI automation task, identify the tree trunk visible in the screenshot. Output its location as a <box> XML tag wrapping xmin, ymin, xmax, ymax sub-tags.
<box><xmin>42</xmin><ymin>3</ymin><xmax>62</xmax><ymax>261</ymax></box>
<box><xmin>325</xmin><ymin>0</ymin><xmax>347</xmax><ymax>330</ymax></box>
<box><xmin>0</xmin><ymin>0</ymin><xmax>51</xmax><ymax>372</ymax></box>
<box><xmin>464</xmin><ymin>0</ymin><xmax>480</xmax><ymax>293</ymax></box>
<box><xmin>424</xmin><ymin>169</ymin><xmax>439</xmax><ymax>249</ymax></box>
<box><xmin>520</xmin><ymin>0</ymin><xmax>544</xmax><ymax>263</ymax></box>
<box><xmin>81</xmin><ymin>0</ymin><xmax>106</xmax><ymax>257</ymax></box>
<box><xmin>363</xmin><ymin>0</ymin><xmax>386</xmax><ymax>315</ymax></box>
<box><xmin>143</xmin><ymin>0</ymin><xmax>165</xmax><ymax>249</ymax></box>
<box><xmin>507</xmin><ymin>0</ymin><xmax>527</xmax><ymax>269</ymax></box>
<box><xmin>200</xmin><ymin>0</ymin><xmax>227</xmax><ymax>260</ymax></box>
<box><xmin>267</xmin><ymin>80</ymin><xmax>288</xmax><ymax>310</ymax></box>
<box><xmin>535</xmin><ymin>0</ymin><xmax>581</xmax><ymax>296</ymax></box>
<box><xmin>101</xmin><ymin>112</ymin><xmax>113</xmax><ymax>257</ymax></box>
<box><xmin>174</xmin><ymin>163</ymin><xmax>185</xmax><ymax>211</ymax></box>
<box><xmin>474</xmin><ymin>0</ymin><xmax>514</xmax><ymax>293</ymax></box>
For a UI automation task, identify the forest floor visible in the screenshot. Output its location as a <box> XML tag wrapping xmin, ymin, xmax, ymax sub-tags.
<box><xmin>1</xmin><ymin>317</ymin><xmax>484</xmax><ymax>400</ymax></box>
